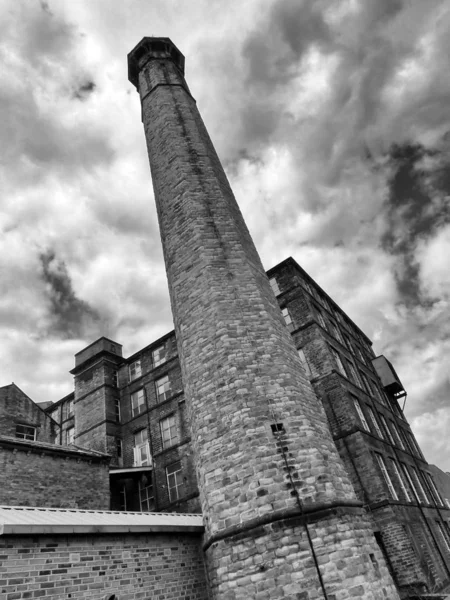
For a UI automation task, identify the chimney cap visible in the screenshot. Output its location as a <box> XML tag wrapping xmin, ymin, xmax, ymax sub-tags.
<box><xmin>128</xmin><ymin>37</ymin><xmax>185</xmax><ymax>89</ymax></box>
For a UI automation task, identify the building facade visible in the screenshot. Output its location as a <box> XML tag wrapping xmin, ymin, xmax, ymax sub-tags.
<box><xmin>38</xmin><ymin>255</ymin><xmax>450</xmax><ymax>596</ymax></box>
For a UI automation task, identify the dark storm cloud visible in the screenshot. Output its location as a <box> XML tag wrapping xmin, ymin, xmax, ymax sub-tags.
<box><xmin>39</xmin><ymin>249</ymin><xmax>106</xmax><ymax>339</ymax></box>
<box><xmin>73</xmin><ymin>80</ymin><xmax>96</xmax><ymax>100</ymax></box>
<box><xmin>381</xmin><ymin>142</ymin><xmax>450</xmax><ymax>306</ymax></box>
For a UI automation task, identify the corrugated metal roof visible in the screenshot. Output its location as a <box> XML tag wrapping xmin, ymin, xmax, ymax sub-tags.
<box><xmin>0</xmin><ymin>505</ymin><xmax>204</xmax><ymax>535</ymax></box>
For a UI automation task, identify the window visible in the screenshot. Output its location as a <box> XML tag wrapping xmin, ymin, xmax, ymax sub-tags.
<box><xmin>316</xmin><ymin>310</ymin><xmax>327</xmax><ymax>330</ymax></box>
<box><xmin>152</xmin><ymin>345</ymin><xmax>166</xmax><ymax>368</ymax></box>
<box><xmin>155</xmin><ymin>375</ymin><xmax>171</xmax><ymax>402</ymax></box>
<box><xmin>379</xmin><ymin>414</ymin><xmax>396</xmax><ymax>445</ymax></box>
<box><xmin>367</xmin><ymin>407</ymin><xmax>384</xmax><ymax>439</ymax></box>
<box><xmin>112</xmin><ymin>370</ymin><xmax>119</xmax><ymax>388</ymax></box>
<box><xmin>436</xmin><ymin>521</ymin><xmax>450</xmax><ymax>552</ymax></box>
<box><xmin>445</xmin><ymin>498</ymin><xmax>450</xmax><ymax>509</ymax></box>
<box><xmin>371</xmin><ymin>381</ymin><xmax>386</xmax><ymax>405</ymax></box>
<box><xmin>353</xmin><ymin>397</ymin><xmax>370</xmax><ymax>432</ymax></box>
<box><xmin>360</xmin><ymin>372</ymin><xmax>372</xmax><ymax>396</ymax></box>
<box><xmin>160</xmin><ymin>414</ymin><xmax>179</xmax><ymax>449</ymax></box>
<box><xmin>401</xmin><ymin>464</ymin><xmax>420</xmax><ymax>502</ymax></box>
<box><xmin>116</xmin><ymin>438</ymin><xmax>123</xmax><ymax>459</ymax></box>
<box><xmin>391</xmin><ymin>422</ymin><xmax>406</xmax><ymax>450</ymax></box>
<box><xmin>281</xmin><ymin>307</ymin><xmax>294</xmax><ymax>332</ymax></box>
<box><xmin>129</xmin><ymin>359</ymin><xmax>142</xmax><ymax>382</ymax></box>
<box><xmin>15</xmin><ymin>425</ymin><xmax>36</xmax><ymax>441</ymax></box>
<box><xmin>406</xmin><ymin>432</ymin><xmax>423</xmax><ymax>458</ymax></box>
<box><xmin>411</xmin><ymin>466</ymin><xmax>430</xmax><ymax>503</ymax></box>
<box><xmin>331</xmin><ymin>348</ymin><xmax>346</xmax><ymax>376</ymax></box>
<box><xmin>269</xmin><ymin>277</ymin><xmax>281</xmax><ymax>296</ymax></box>
<box><xmin>67</xmin><ymin>399</ymin><xmax>74</xmax><ymax>418</ymax></box>
<box><xmin>375</xmin><ymin>453</ymin><xmax>398</xmax><ymax>500</ymax></box>
<box><xmin>66</xmin><ymin>427</ymin><xmax>74</xmax><ymax>445</ymax></box>
<box><xmin>425</xmin><ymin>472</ymin><xmax>443</xmax><ymax>506</ymax></box>
<box><xmin>390</xmin><ymin>459</ymin><xmax>412</xmax><ymax>502</ymax></box>
<box><xmin>345</xmin><ymin>359</ymin><xmax>361</xmax><ymax>386</ymax></box>
<box><xmin>139</xmin><ymin>478</ymin><xmax>155</xmax><ymax>512</ymax></box>
<box><xmin>134</xmin><ymin>429</ymin><xmax>151</xmax><ymax>467</ymax></box>
<box><xmin>166</xmin><ymin>461</ymin><xmax>184</xmax><ymax>502</ymax></box>
<box><xmin>115</xmin><ymin>397</ymin><xmax>121</xmax><ymax>423</ymax></box>
<box><xmin>331</xmin><ymin>322</ymin><xmax>344</xmax><ymax>345</ymax></box>
<box><xmin>303</xmin><ymin>280</ymin><xmax>313</xmax><ymax>295</ymax></box>
<box><xmin>297</xmin><ymin>348</ymin><xmax>311</xmax><ymax>377</ymax></box>
<box><xmin>131</xmin><ymin>389</ymin><xmax>145</xmax><ymax>417</ymax></box>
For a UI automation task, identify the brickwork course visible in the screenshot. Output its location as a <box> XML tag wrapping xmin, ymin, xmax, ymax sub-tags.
<box><xmin>0</xmin><ymin>531</ymin><xmax>208</xmax><ymax>600</ymax></box>
<box><xmin>126</xmin><ymin>37</ymin><xmax>402</xmax><ymax>599</ymax></box>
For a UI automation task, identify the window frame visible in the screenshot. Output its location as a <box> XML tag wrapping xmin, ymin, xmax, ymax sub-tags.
<box><xmin>139</xmin><ymin>478</ymin><xmax>155</xmax><ymax>512</ymax></box>
<box><xmin>375</xmin><ymin>453</ymin><xmax>399</xmax><ymax>500</ymax></box>
<box><xmin>390</xmin><ymin>459</ymin><xmax>412</xmax><ymax>502</ymax></box>
<box><xmin>155</xmin><ymin>375</ymin><xmax>172</xmax><ymax>402</ymax></box>
<box><xmin>133</xmin><ymin>428</ymin><xmax>151</xmax><ymax>467</ymax></box>
<box><xmin>367</xmin><ymin>406</ymin><xmax>384</xmax><ymax>439</ymax></box>
<box><xmin>281</xmin><ymin>306</ymin><xmax>295</xmax><ymax>332</ymax></box>
<box><xmin>166</xmin><ymin>461</ymin><xmax>184</xmax><ymax>503</ymax></box>
<box><xmin>152</xmin><ymin>345</ymin><xmax>166</xmax><ymax>368</ymax></box>
<box><xmin>297</xmin><ymin>348</ymin><xmax>311</xmax><ymax>377</ymax></box>
<box><xmin>129</xmin><ymin>359</ymin><xmax>142</xmax><ymax>382</ymax></box>
<box><xmin>131</xmin><ymin>388</ymin><xmax>146</xmax><ymax>417</ymax></box>
<box><xmin>160</xmin><ymin>414</ymin><xmax>179</xmax><ymax>449</ymax></box>
<box><xmin>352</xmin><ymin>396</ymin><xmax>370</xmax><ymax>432</ymax></box>
<box><xmin>66</xmin><ymin>427</ymin><xmax>74</xmax><ymax>445</ymax></box>
<box><xmin>15</xmin><ymin>424</ymin><xmax>36</xmax><ymax>441</ymax></box>
<box><xmin>331</xmin><ymin>347</ymin><xmax>346</xmax><ymax>377</ymax></box>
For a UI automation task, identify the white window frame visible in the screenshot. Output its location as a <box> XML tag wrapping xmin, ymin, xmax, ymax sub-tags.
<box><xmin>66</xmin><ymin>427</ymin><xmax>74</xmax><ymax>445</ymax></box>
<box><xmin>360</xmin><ymin>372</ymin><xmax>372</xmax><ymax>395</ymax></box>
<box><xmin>436</xmin><ymin>521</ymin><xmax>450</xmax><ymax>552</ymax></box>
<box><xmin>155</xmin><ymin>375</ymin><xmax>171</xmax><ymax>402</ymax></box>
<box><xmin>281</xmin><ymin>307</ymin><xmax>294</xmax><ymax>332</ymax></box>
<box><xmin>160</xmin><ymin>414</ymin><xmax>179</xmax><ymax>449</ymax></box>
<box><xmin>166</xmin><ymin>461</ymin><xmax>184</xmax><ymax>502</ymax></box>
<box><xmin>346</xmin><ymin>359</ymin><xmax>361</xmax><ymax>386</ymax></box>
<box><xmin>353</xmin><ymin>397</ymin><xmax>370</xmax><ymax>432</ymax></box>
<box><xmin>375</xmin><ymin>453</ymin><xmax>399</xmax><ymax>500</ymax></box>
<box><xmin>152</xmin><ymin>345</ymin><xmax>166</xmax><ymax>368</ymax></box>
<box><xmin>131</xmin><ymin>389</ymin><xmax>145</xmax><ymax>417</ymax></box>
<box><xmin>425</xmin><ymin>472</ymin><xmax>443</xmax><ymax>506</ymax></box>
<box><xmin>115</xmin><ymin>397</ymin><xmax>121</xmax><ymax>423</ymax></box>
<box><xmin>331</xmin><ymin>348</ymin><xmax>346</xmax><ymax>377</ymax></box>
<box><xmin>391</xmin><ymin>421</ymin><xmax>406</xmax><ymax>450</ymax></box>
<box><xmin>15</xmin><ymin>425</ymin><xmax>36</xmax><ymax>441</ymax></box>
<box><xmin>390</xmin><ymin>459</ymin><xmax>412</xmax><ymax>502</ymax></box>
<box><xmin>129</xmin><ymin>359</ymin><xmax>142</xmax><ymax>382</ymax></box>
<box><xmin>411</xmin><ymin>466</ymin><xmax>430</xmax><ymax>504</ymax></box>
<box><xmin>67</xmin><ymin>399</ymin><xmax>74</xmax><ymax>418</ymax></box>
<box><xmin>297</xmin><ymin>348</ymin><xmax>311</xmax><ymax>377</ymax></box>
<box><xmin>269</xmin><ymin>277</ymin><xmax>281</xmax><ymax>296</ymax></box>
<box><xmin>379</xmin><ymin>414</ymin><xmax>396</xmax><ymax>445</ymax></box>
<box><xmin>367</xmin><ymin>406</ymin><xmax>384</xmax><ymax>439</ymax></box>
<box><xmin>133</xmin><ymin>429</ymin><xmax>151</xmax><ymax>467</ymax></box>
<box><xmin>112</xmin><ymin>370</ymin><xmax>119</xmax><ymax>388</ymax></box>
<box><xmin>139</xmin><ymin>478</ymin><xmax>155</xmax><ymax>512</ymax></box>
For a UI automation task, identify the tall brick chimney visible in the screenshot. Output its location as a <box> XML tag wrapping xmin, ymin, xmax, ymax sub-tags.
<box><xmin>128</xmin><ymin>37</ymin><xmax>400</xmax><ymax>599</ymax></box>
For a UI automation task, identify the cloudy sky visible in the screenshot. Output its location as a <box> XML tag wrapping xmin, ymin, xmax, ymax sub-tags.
<box><xmin>1</xmin><ymin>0</ymin><xmax>449</xmax><ymax>469</ymax></box>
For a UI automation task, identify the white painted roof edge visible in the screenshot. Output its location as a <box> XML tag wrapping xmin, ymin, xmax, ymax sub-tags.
<box><xmin>0</xmin><ymin>505</ymin><xmax>204</xmax><ymax>535</ymax></box>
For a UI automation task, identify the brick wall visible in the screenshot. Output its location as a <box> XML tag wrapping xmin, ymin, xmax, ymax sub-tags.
<box><xmin>0</xmin><ymin>444</ymin><xmax>110</xmax><ymax>509</ymax></box>
<box><xmin>0</xmin><ymin>532</ymin><xmax>208</xmax><ymax>600</ymax></box>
